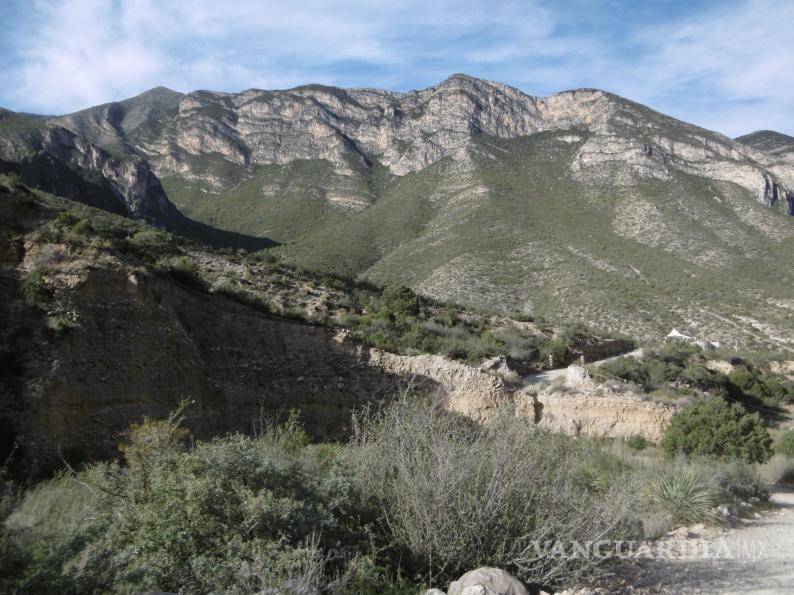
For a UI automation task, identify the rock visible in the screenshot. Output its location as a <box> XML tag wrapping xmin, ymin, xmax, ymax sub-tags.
<box><xmin>368</xmin><ymin>351</ymin><xmax>512</xmax><ymax>421</ymax></box>
<box><xmin>448</xmin><ymin>567</ymin><xmax>529</xmax><ymax>595</ymax></box>
<box><xmin>421</xmin><ymin>590</ymin><xmax>447</xmax><ymax>595</ymax></box>
<box><xmin>479</xmin><ymin>355</ymin><xmax>530</xmax><ymax>380</ymax></box>
<box><xmin>565</xmin><ymin>365</ymin><xmax>593</xmax><ymax>388</ymax></box>
<box><xmin>524</xmin><ymin>386</ymin><xmax>677</xmax><ymax>442</ymax></box>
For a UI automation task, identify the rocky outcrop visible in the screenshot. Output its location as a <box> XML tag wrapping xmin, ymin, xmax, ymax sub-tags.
<box><xmin>736</xmin><ymin>130</ymin><xmax>794</xmax><ymax>212</ymax></box>
<box><xmin>514</xmin><ymin>366</ymin><xmax>676</xmax><ymax>442</ymax></box>
<box><xmin>526</xmin><ymin>390</ymin><xmax>676</xmax><ymax>442</ymax></box>
<box><xmin>366</xmin><ymin>348</ymin><xmax>513</xmax><ymax>420</ymax></box>
<box><xmin>51</xmin><ymin>75</ymin><xmax>794</xmax><ymax>212</ymax></box>
<box><xmin>0</xmin><ymin>120</ymin><xmax>186</xmax><ymax>227</ymax></box>
<box><xmin>769</xmin><ymin>360</ymin><xmax>794</xmax><ymax>381</ymax></box>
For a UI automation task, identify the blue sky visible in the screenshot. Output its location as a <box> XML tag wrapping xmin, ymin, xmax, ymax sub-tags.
<box><xmin>1</xmin><ymin>0</ymin><xmax>792</xmax><ymax>137</ymax></box>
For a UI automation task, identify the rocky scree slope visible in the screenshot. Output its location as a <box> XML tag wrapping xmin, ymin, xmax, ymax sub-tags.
<box><xmin>6</xmin><ymin>75</ymin><xmax>794</xmax><ymax>348</ymax></box>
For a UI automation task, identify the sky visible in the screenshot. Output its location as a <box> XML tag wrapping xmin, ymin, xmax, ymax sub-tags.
<box><xmin>1</xmin><ymin>0</ymin><xmax>792</xmax><ymax>137</ymax></box>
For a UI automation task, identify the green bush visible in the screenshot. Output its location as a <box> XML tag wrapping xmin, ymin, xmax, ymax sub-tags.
<box><xmin>597</xmin><ymin>346</ymin><xmax>730</xmax><ymax>395</ymax></box>
<box><xmin>776</xmin><ymin>430</ymin><xmax>794</xmax><ymax>458</ymax></box>
<box><xmin>626</xmin><ymin>435</ymin><xmax>649</xmax><ymax>451</ymax></box>
<box><xmin>540</xmin><ymin>337</ymin><xmax>570</xmax><ymax>368</ymax></box>
<box><xmin>55</xmin><ymin>211</ymin><xmax>81</xmax><ymax>228</ymax></box>
<box><xmin>127</xmin><ymin>229</ymin><xmax>175</xmax><ymax>260</ymax></box>
<box><xmin>379</xmin><ymin>285</ymin><xmax>421</xmax><ymax>319</ymax></box>
<box><xmin>154</xmin><ymin>256</ymin><xmax>206</xmax><ymax>290</ymax></box>
<box><xmin>72</xmin><ymin>219</ymin><xmax>93</xmax><ymax>236</ymax></box>
<box><xmin>661</xmin><ymin>397</ymin><xmax>773</xmax><ymax>463</ymax></box>
<box><xmin>729</xmin><ymin>366</ymin><xmax>788</xmax><ymax>405</ymax></box>
<box><xmin>2</xmin><ymin>413</ymin><xmax>385</xmax><ymax>594</ymax></box>
<box><xmin>21</xmin><ymin>270</ymin><xmax>50</xmax><ymax>307</ymax></box>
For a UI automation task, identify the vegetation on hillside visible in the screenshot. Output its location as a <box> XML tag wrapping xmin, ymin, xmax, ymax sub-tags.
<box><xmin>0</xmin><ymin>398</ymin><xmax>775</xmax><ymax>593</ymax></box>
<box><xmin>594</xmin><ymin>342</ymin><xmax>793</xmax><ymax>409</ymax></box>
<box><xmin>4</xmin><ymin>182</ymin><xmax>605</xmax><ymax>369</ymax></box>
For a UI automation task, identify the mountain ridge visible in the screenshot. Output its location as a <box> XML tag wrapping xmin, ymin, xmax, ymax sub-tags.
<box><xmin>2</xmin><ymin>74</ymin><xmax>793</xmax><ymax>348</ymax></box>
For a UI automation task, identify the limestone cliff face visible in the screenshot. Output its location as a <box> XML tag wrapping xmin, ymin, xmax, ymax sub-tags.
<box><xmin>54</xmin><ymin>75</ymin><xmax>794</xmax><ymax>213</ymax></box>
<box><xmin>0</xmin><ymin>117</ymin><xmax>186</xmax><ymax>227</ymax></box>
<box><xmin>736</xmin><ymin>130</ymin><xmax>794</xmax><ymax>213</ymax></box>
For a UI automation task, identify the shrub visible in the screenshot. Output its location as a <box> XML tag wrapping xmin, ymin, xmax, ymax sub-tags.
<box><xmin>72</xmin><ymin>219</ymin><xmax>93</xmax><ymax>236</ymax></box>
<box><xmin>55</xmin><ymin>211</ymin><xmax>80</xmax><ymax>228</ymax></box>
<box><xmin>626</xmin><ymin>435</ymin><xmax>649</xmax><ymax>451</ymax></box>
<box><xmin>760</xmin><ymin>455</ymin><xmax>794</xmax><ymax>485</ymax></box>
<box><xmin>660</xmin><ymin>397</ymin><xmax>773</xmax><ymax>464</ymax></box>
<box><xmin>729</xmin><ymin>366</ymin><xmax>788</xmax><ymax>405</ymax></box>
<box><xmin>648</xmin><ymin>467</ymin><xmax>717</xmax><ymax>524</ymax></box>
<box><xmin>350</xmin><ymin>400</ymin><xmax>640</xmax><ymax>587</ymax></box>
<box><xmin>0</xmin><ymin>171</ymin><xmax>22</xmax><ymax>189</ymax></box>
<box><xmin>598</xmin><ymin>356</ymin><xmax>649</xmax><ymax>388</ymax></box>
<box><xmin>776</xmin><ymin>430</ymin><xmax>794</xmax><ymax>458</ymax></box>
<box><xmin>211</xmin><ymin>279</ymin><xmax>272</xmax><ymax>313</ymax></box>
<box><xmin>540</xmin><ymin>337</ymin><xmax>570</xmax><ymax>368</ymax></box>
<box><xmin>3</xmin><ymin>412</ymin><xmax>380</xmax><ymax>594</ymax></box>
<box><xmin>21</xmin><ymin>270</ymin><xmax>50</xmax><ymax>307</ymax></box>
<box><xmin>154</xmin><ymin>256</ymin><xmax>206</xmax><ymax>289</ymax></box>
<box><xmin>379</xmin><ymin>285</ymin><xmax>421</xmax><ymax>319</ymax></box>
<box><xmin>710</xmin><ymin>460</ymin><xmax>768</xmax><ymax>502</ymax></box>
<box><xmin>127</xmin><ymin>229</ymin><xmax>175</xmax><ymax>260</ymax></box>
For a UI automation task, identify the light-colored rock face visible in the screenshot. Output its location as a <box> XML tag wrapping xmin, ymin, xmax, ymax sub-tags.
<box><xmin>364</xmin><ymin>353</ymin><xmax>676</xmax><ymax>442</ymax></box>
<box><xmin>769</xmin><ymin>360</ymin><xmax>794</xmax><ymax>380</ymax></box>
<box><xmin>512</xmin><ymin>366</ymin><xmax>676</xmax><ymax>443</ymax></box>
<box><xmin>525</xmin><ymin>389</ymin><xmax>676</xmax><ymax>443</ymax></box>
<box><xmin>367</xmin><ymin>349</ymin><xmax>513</xmax><ymax>420</ymax></box>
<box><xmin>54</xmin><ymin>75</ymin><xmax>793</xmax><ymax>213</ymax></box>
<box><xmin>0</xmin><ymin>121</ymin><xmax>184</xmax><ymax>227</ymax></box>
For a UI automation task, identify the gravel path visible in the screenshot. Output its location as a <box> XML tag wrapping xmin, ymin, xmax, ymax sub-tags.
<box><xmin>613</xmin><ymin>486</ymin><xmax>794</xmax><ymax>594</ymax></box>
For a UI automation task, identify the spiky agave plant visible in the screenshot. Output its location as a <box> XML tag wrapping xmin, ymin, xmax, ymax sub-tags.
<box><xmin>648</xmin><ymin>467</ymin><xmax>718</xmax><ymax>525</ymax></box>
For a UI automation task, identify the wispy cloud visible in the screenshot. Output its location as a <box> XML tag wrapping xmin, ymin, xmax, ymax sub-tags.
<box><xmin>1</xmin><ymin>0</ymin><xmax>792</xmax><ymax>136</ymax></box>
<box><xmin>621</xmin><ymin>0</ymin><xmax>794</xmax><ymax>135</ymax></box>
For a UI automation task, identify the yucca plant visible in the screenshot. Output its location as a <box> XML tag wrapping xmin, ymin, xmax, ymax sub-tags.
<box><xmin>648</xmin><ymin>467</ymin><xmax>718</xmax><ymax>525</ymax></box>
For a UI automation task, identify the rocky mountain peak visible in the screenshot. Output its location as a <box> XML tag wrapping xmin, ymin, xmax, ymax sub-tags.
<box><xmin>736</xmin><ymin>130</ymin><xmax>794</xmax><ymax>154</ymax></box>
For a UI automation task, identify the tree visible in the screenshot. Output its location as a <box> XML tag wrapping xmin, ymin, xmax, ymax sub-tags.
<box><xmin>661</xmin><ymin>396</ymin><xmax>772</xmax><ymax>464</ymax></box>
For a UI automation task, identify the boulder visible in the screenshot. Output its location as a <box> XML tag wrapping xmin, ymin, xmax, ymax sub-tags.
<box><xmin>448</xmin><ymin>567</ymin><xmax>529</xmax><ymax>595</ymax></box>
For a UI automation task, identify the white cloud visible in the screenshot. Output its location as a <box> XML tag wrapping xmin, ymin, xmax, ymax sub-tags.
<box><xmin>1</xmin><ymin>0</ymin><xmax>793</xmax><ymax>136</ymax></box>
<box><xmin>1</xmin><ymin>0</ymin><xmax>569</xmax><ymax>112</ymax></box>
<box><xmin>620</xmin><ymin>0</ymin><xmax>794</xmax><ymax>135</ymax></box>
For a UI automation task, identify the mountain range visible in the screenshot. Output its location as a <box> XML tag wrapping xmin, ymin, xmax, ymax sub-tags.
<box><xmin>1</xmin><ymin>74</ymin><xmax>792</xmax><ymax>349</ymax></box>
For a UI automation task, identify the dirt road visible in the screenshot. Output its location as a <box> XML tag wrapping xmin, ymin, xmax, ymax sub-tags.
<box><xmin>614</xmin><ymin>487</ymin><xmax>794</xmax><ymax>594</ymax></box>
